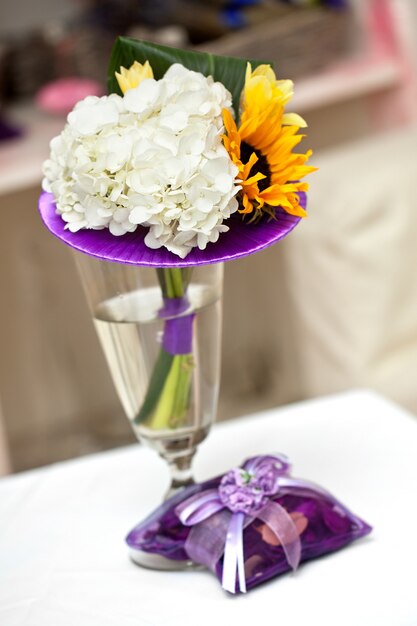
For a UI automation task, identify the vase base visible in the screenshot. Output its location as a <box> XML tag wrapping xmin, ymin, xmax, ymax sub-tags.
<box><xmin>129</xmin><ymin>548</ymin><xmax>200</xmax><ymax>571</ymax></box>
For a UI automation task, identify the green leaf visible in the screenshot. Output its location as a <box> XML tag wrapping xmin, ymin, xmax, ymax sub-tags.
<box><xmin>107</xmin><ymin>36</ymin><xmax>268</xmax><ymax>115</ymax></box>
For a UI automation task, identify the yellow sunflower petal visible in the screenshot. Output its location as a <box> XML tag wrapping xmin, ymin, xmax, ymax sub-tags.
<box><xmin>245</xmin><ymin>172</ymin><xmax>266</xmax><ymax>186</ymax></box>
<box><xmin>240</xmin><ymin>193</ymin><xmax>254</xmax><ymax>214</ymax></box>
<box><xmin>285</xmin><ymin>195</ymin><xmax>308</xmax><ymax>218</ymax></box>
<box><xmin>282</xmin><ymin>112</ymin><xmax>307</xmax><ymax>128</ymax></box>
<box><xmin>243</xmin><ymin>63</ymin><xmax>294</xmax><ymax>114</ymax></box>
<box><xmin>260</xmin><ymin>187</ymin><xmax>307</xmax><ymax>218</ymax></box>
<box><xmin>242</xmin><ymin>151</ymin><xmax>259</xmax><ymax>179</ymax></box>
<box><xmin>280</xmin><ymin>182</ymin><xmax>309</xmax><ymax>193</ymax></box>
<box><xmin>222</xmin><ymin>108</ymin><xmax>237</xmax><ymax>135</ymax></box>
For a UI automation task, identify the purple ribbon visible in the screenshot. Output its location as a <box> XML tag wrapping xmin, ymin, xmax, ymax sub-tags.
<box><xmin>162</xmin><ymin>315</ymin><xmax>195</xmax><ymax>355</ymax></box>
<box><xmin>158</xmin><ymin>297</ymin><xmax>195</xmax><ymax>355</ymax></box>
<box><xmin>175</xmin><ymin>454</ymin><xmax>304</xmax><ymax>594</ymax></box>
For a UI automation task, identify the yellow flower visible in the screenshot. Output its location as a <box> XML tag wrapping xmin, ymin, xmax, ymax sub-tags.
<box><xmin>115</xmin><ymin>60</ymin><xmax>154</xmax><ymax>94</ymax></box>
<box><xmin>223</xmin><ymin>63</ymin><xmax>316</xmax><ymax>219</ymax></box>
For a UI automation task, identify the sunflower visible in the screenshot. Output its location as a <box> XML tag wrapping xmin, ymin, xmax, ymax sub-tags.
<box><xmin>222</xmin><ymin>64</ymin><xmax>316</xmax><ymax>219</ymax></box>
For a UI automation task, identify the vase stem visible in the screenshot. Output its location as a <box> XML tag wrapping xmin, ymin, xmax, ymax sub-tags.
<box><xmin>164</xmin><ymin>449</ymin><xmax>196</xmax><ymax>499</ymax></box>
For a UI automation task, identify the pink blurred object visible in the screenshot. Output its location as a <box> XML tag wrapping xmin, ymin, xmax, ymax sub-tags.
<box><xmin>36</xmin><ymin>77</ymin><xmax>104</xmax><ymax>115</ymax></box>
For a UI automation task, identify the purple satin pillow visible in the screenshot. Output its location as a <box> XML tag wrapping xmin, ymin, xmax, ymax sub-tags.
<box><xmin>126</xmin><ymin>455</ymin><xmax>371</xmax><ymax>593</ymax></box>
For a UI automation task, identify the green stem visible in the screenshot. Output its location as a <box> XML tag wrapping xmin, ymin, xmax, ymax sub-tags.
<box><xmin>171</xmin><ymin>354</ymin><xmax>194</xmax><ymax>427</ymax></box>
<box><xmin>157</xmin><ymin>267</ymin><xmax>192</xmax><ymax>299</ymax></box>
<box><xmin>134</xmin><ymin>267</ymin><xmax>195</xmax><ymax>430</ymax></box>
<box><xmin>149</xmin><ymin>355</ymin><xmax>182</xmax><ymax>430</ymax></box>
<box><xmin>134</xmin><ymin>349</ymin><xmax>173</xmax><ymax>424</ymax></box>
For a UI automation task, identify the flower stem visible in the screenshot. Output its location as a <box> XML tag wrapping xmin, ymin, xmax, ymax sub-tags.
<box><xmin>134</xmin><ymin>267</ymin><xmax>194</xmax><ymax>430</ymax></box>
<box><xmin>156</xmin><ymin>267</ymin><xmax>192</xmax><ymax>299</ymax></box>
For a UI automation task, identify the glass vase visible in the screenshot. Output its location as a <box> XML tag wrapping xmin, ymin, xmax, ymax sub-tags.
<box><xmin>75</xmin><ymin>255</ymin><xmax>223</xmax><ymax>499</ymax></box>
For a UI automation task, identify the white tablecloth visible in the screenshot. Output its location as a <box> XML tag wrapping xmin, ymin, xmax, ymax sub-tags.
<box><xmin>1</xmin><ymin>390</ymin><xmax>416</xmax><ymax>626</ymax></box>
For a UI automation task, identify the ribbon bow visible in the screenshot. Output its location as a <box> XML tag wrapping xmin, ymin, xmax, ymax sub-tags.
<box><xmin>175</xmin><ymin>454</ymin><xmax>301</xmax><ymax>594</ymax></box>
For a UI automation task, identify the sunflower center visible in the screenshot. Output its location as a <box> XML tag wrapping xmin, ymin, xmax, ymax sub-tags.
<box><xmin>240</xmin><ymin>142</ymin><xmax>271</xmax><ymax>192</ymax></box>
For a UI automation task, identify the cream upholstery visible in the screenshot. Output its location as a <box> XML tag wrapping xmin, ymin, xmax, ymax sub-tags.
<box><xmin>282</xmin><ymin>125</ymin><xmax>417</xmax><ymax>415</ymax></box>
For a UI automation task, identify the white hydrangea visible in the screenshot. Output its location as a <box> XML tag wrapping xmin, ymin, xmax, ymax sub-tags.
<box><xmin>42</xmin><ymin>64</ymin><xmax>240</xmax><ymax>258</ymax></box>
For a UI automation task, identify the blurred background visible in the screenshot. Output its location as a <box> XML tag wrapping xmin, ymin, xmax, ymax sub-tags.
<box><xmin>0</xmin><ymin>0</ymin><xmax>416</xmax><ymax>475</ymax></box>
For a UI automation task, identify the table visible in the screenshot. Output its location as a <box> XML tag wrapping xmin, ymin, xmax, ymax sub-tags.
<box><xmin>1</xmin><ymin>390</ymin><xmax>416</xmax><ymax>626</ymax></box>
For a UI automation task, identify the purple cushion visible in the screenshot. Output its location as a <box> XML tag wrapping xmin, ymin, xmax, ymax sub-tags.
<box><xmin>126</xmin><ymin>455</ymin><xmax>371</xmax><ymax>593</ymax></box>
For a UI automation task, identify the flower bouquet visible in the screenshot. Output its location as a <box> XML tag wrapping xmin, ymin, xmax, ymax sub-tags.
<box><xmin>41</xmin><ymin>38</ymin><xmax>313</xmax><ymax>254</ymax></box>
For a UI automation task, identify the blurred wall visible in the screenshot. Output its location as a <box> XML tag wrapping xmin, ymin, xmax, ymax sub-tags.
<box><xmin>0</xmin><ymin>0</ymin><xmax>76</xmax><ymax>37</ymax></box>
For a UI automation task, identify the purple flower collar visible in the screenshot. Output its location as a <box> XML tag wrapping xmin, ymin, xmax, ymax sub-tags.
<box><xmin>38</xmin><ymin>192</ymin><xmax>304</xmax><ymax>267</ymax></box>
